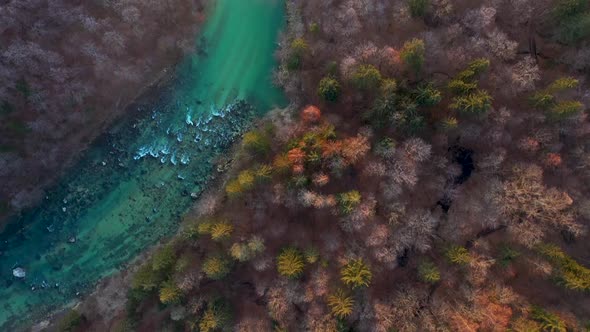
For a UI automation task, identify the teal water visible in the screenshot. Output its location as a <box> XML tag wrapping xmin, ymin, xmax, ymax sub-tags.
<box><xmin>0</xmin><ymin>0</ymin><xmax>286</xmax><ymax>329</ymax></box>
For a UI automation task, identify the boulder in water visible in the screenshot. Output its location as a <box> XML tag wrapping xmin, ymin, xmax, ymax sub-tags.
<box><xmin>13</xmin><ymin>267</ymin><xmax>26</xmax><ymax>278</ymax></box>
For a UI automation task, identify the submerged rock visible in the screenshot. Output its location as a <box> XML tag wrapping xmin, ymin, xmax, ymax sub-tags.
<box><xmin>13</xmin><ymin>267</ymin><xmax>26</xmax><ymax>278</ymax></box>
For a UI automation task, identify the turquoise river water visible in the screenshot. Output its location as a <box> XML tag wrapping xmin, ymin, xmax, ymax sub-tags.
<box><xmin>0</xmin><ymin>0</ymin><xmax>286</xmax><ymax>329</ymax></box>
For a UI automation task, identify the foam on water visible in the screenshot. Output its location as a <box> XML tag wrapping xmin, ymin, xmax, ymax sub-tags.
<box><xmin>0</xmin><ymin>0</ymin><xmax>286</xmax><ymax>329</ymax></box>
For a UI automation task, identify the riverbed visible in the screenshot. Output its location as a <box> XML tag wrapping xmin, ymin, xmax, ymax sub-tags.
<box><xmin>0</xmin><ymin>0</ymin><xmax>286</xmax><ymax>329</ymax></box>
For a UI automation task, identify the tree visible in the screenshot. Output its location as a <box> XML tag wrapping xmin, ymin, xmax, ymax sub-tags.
<box><xmin>152</xmin><ymin>245</ymin><xmax>177</xmax><ymax>273</ymax></box>
<box><xmin>57</xmin><ymin>309</ymin><xmax>85</xmax><ymax>332</ymax></box>
<box><xmin>301</xmin><ymin>105</ymin><xmax>322</xmax><ymax>124</ymax></box>
<box><xmin>450</xmin><ymin>90</ymin><xmax>492</xmax><ymax>115</ymax></box>
<box><xmin>277</xmin><ymin>247</ymin><xmax>305</xmax><ymax>278</ymax></box>
<box><xmin>242</xmin><ymin>130</ymin><xmax>271</xmax><ymax>156</ymax></box>
<box><xmin>350</xmin><ymin>64</ymin><xmax>382</xmax><ymax>91</ymax></box>
<box><xmin>400</xmin><ymin>39</ymin><xmax>425</xmax><ymax>74</ymax></box>
<box><xmin>408</xmin><ymin>0</ymin><xmax>430</xmax><ymax>17</ymax></box>
<box><xmin>415</xmin><ymin>82</ymin><xmax>442</xmax><ymax>106</ymax></box>
<box><xmin>530</xmin><ymin>306</ymin><xmax>567</xmax><ymax>332</ymax></box>
<box><xmin>445</xmin><ymin>245</ymin><xmax>471</xmax><ymax>265</ymax></box>
<box><xmin>199</xmin><ymin>300</ymin><xmax>232</xmax><ymax>332</ymax></box>
<box><xmin>318</xmin><ymin>77</ymin><xmax>341</xmax><ymax>102</ymax></box>
<box><xmin>287</xmin><ymin>38</ymin><xmax>309</xmax><ymax>70</ymax></box>
<box><xmin>337</xmin><ymin>191</ymin><xmax>362</xmax><ymax>215</ymax></box>
<box><xmin>537</xmin><ymin>244</ymin><xmax>590</xmax><ymax>291</ymax></box>
<box><xmin>159</xmin><ymin>280</ymin><xmax>182</xmax><ymax>304</ymax></box>
<box><xmin>417</xmin><ymin>261</ymin><xmax>440</xmax><ymax>283</ymax></box>
<box><xmin>210</xmin><ymin>221</ymin><xmax>234</xmax><ymax>241</ymax></box>
<box><xmin>203</xmin><ymin>255</ymin><xmax>232</xmax><ymax>280</ymax></box>
<box><xmin>340</xmin><ymin>259</ymin><xmax>372</xmax><ymax>289</ymax></box>
<box><xmin>327</xmin><ymin>289</ymin><xmax>354</xmax><ymax>319</ymax></box>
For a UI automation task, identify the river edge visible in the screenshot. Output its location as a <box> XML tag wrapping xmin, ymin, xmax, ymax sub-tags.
<box><xmin>29</xmin><ymin>107</ymin><xmax>293</xmax><ymax>331</ymax></box>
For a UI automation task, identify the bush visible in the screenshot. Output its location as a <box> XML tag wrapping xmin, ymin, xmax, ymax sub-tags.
<box><xmin>400</xmin><ymin>38</ymin><xmax>425</xmax><ymax>74</ymax></box>
<box><xmin>287</xmin><ymin>38</ymin><xmax>309</xmax><ymax>70</ymax></box>
<box><xmin>327</xmin><ymin>289</ymin><xmax>354</xmax><ymax>319</ymax></box>
<box><xmin>341</xmin><ymin>259</ymin><xmax>372</xmax><ymax>289</ymax></box>
<box><xmin>445</xmin><ymin>245</ymin><xmax>471</xmax><ymax>265</ymax></box>
<box><xmin>337</xmin><ymin>190</ymin><xmax>362</xmax><ymax>215</ymax></box>
<box><xmin>417</xmin><ymin>261</ymin><xmax>440</xmax><ymax>283</ymax></box>
<box><xmin>159</xmin><ymin>280</ymin><xmax>182</xmax><ymax>305</ymax></box>
<box><xmin>408</xmin><ymin>0</ymin><xmax>430</xmax><ymax>17</ymax></box>
<box><xmin>351</xmin><ymin>64</ymin><xmax>383</xmax><ymax>91</ymax></box>
<box><xmin>242</xmin><ymin>130</ymin><xmax>271</xmax><ymax>156</ymax></box>
<box><xmin>318</xmin><ymin>77</ymin><xmax>341</xmax><ymax>102</ymax></box>
<box><xmin>203</xmin><ymin>255</ymin><xmax>232</xmax><ymax>280</ymax></box>
<box><xmin>277</xmin><ymin>247</ymin><xmax>305</xmax><ymax>278</ymax></box>
<box><xmin>57</xmin><ymin>309</ymin><xmax>85</xmax><ymax>332</ymax></box>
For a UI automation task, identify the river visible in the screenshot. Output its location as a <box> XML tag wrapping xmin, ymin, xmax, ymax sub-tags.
<box><xmin>0</xmin><ymin>0</ymin><xmax>286</xmax><ymax>329</ymax></box>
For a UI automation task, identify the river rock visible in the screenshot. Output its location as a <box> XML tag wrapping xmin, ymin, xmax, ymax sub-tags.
<box><xmin>13</xmin><ymin>267</ymin><xmax>26</xmax><ymax>278</ymax></box>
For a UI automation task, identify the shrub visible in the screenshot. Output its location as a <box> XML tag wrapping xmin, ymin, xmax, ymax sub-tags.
<box><xmin>159</xmin><ymin>280</ymin><xmax>182</xmax><ymax>305</ymax></box>
<box><xmin>337</xmin><ymin>191</ymin><xmax>362</xmax><ymax>215</ymax></box>
<box><xmin>408</xmin><ymin>0</ymin><xmax>430</xmax><ymax>17</ymax></box>
<box><xmin>530</xmin><ymin>306</ymin><xmax>567</xmax><ymax>332</ymax></box>
<box><xmin>327</xmin><ymin>289</ymin><xmax>354</xmax><ymax>319</ymax></box>
<box><xmin>203</xmin><ymin>255</ymin><xmax>232</xmax><ymax>280</ymax></box>
<box><xmin>445</xmin><ymin>245</ymin><xmax>471</xmax><ymax>265</ymax></box>
<box><xmin>210</xmin><ymin>221</ymin><xmax>234</xmax><ymax>241</ymax></box>
<box><xmin>277</xmin><ymin>247</ymin><xmax>305</xmax><ymax>278</ymax></box>
<box><xmin>450</xmin><ymin>90</ymin><xmax>493</xmax><ymax>115</ymax></box>
<box><xmin>287</xmin><ymin>38</ymin><xmax>308</xmax><ymax>70</ymax></box>
<box><xmin>417</xmin><ymin>261</ymin><xmax>440</xmax><ymax>283</ymax></box>
<box><xmin>400</xmin><ymin>38</ymin><xmax>425</xmax><ymax>74</ymax></box>
<box><xmin>242</xmin><ymin>130</ymin><xmax>271</xmax><ymax>156</ymax></box>
<box><xmin>351</xmin><ymin>64</ymin><xmax>383</xmax><ymax>91</ymax></box>
<box><xmin>318</xmin><ymin>77</ymin><xmax>341</xmax><ymax>102</ymax></box>
<box><xmin>57</xmin><ymin>309</ymin><xmax>85</xmax><ymax>332</ymax></box>
<box><xmin>341</xmin><ymin>259</ymin><xmax>372</xmax><ymax>289</ymax></box>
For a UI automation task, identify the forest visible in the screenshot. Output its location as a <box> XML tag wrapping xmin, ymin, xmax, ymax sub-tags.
<box><xmin>4</xmin><ymin>0</ymin><xmax>590</xmax><ymax>331</ymax></box>
<box><xmin>0</xmin><ymin>0</ymin><xmax>204</xmax><ymax>220</ymax></box>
